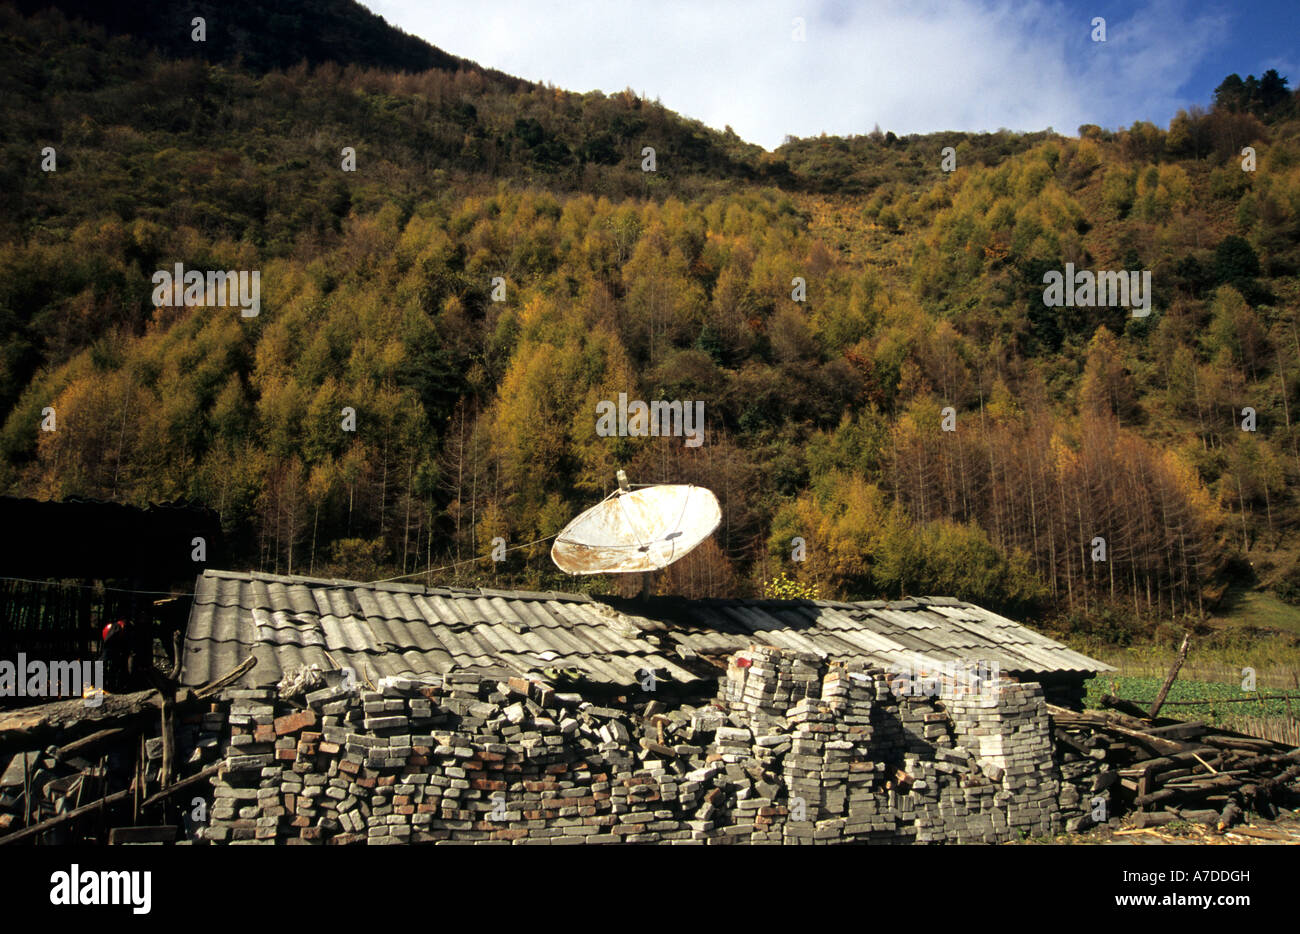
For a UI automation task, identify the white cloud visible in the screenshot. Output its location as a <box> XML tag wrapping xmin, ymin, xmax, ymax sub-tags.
<box><xmin>366</xmin><ymin>0</ymin><xmax>1228</xmax><ymax>149</ymax></box>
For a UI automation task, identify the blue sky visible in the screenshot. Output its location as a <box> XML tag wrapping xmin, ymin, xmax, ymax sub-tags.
<box><xmin>366</xmin><ymin>0</ymin><xmax>1298</xmax><ymax>150</ymax></box>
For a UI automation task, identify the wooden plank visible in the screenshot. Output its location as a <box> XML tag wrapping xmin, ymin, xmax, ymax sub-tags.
<box><xmin>138</xmin><ymin>761</ymin><xmax>223</xmax><ymax>810</ymax></box>
<box><xmin>108</xmin><ymin>826</ymin><xmax>178</xmax><ymax>844</ymax></box>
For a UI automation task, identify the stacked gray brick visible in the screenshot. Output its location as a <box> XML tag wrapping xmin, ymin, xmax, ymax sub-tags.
<box><xmin>946</xmin><ymin>680</ymin><xmax>1061</xmax><ymax>839</ymax></box>
<box><xmin>184</xmin><ymin>646</ymin><xmax>1066</xmax><ymax>845</ymax></box>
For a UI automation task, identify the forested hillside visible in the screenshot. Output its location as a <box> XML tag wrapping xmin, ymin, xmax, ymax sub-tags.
<box><xmin>2</xmin><ymin>1</ymin><xmax>1299</xmax><ymax>646</ymax></box>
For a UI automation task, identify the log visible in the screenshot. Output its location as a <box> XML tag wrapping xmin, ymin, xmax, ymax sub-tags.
<box><xmin>1146</xmin><ymin>722</ymin><xmax>1207</xmax><ymax>740</ymax></box>
<box><xmin>1217</xmin><ymin>800</ymin><xmax>1243</xmax><ymax>831</ymax></box>
<box><xmin>1203</xmin><ymin>735</ymin><xmax>1276</xmax><ymax>752</ymax></box>
<box><xmin>1134</xmin><ymin>788</ymin><xmax>1176</xmax><ymax>808</ymax></box>
<box><xmin>1097</xmin><ymin>723</ymin><xmax>1188</xmax><ymax>756</ymax></box>
<box><xmin>1159</xmin><ymin>774</ymin><xmax>1238</xmax><ymax>798</ymax></box>
<box><xmin>0</xmin><ymin>690</ymin><xmax>162</xmax><ymax>756</ymax></box>
<box><xmin>1054</xmin><ymin>728</ymin><xmax>1093</xmax><ymax>757</ymax></box>
<box><xmin>1091</xmin><ymin>771</ymin><xmax>1119</xmax><ymax>793</ymax></box>
<box><xmin>1131</xmin><ymin>749</ymin><xmax>1221</xmax><ymax>777</ymax></box>
<box><xmin>1098</xmin><ymin>695</ymin><xmax>1152</xmax><ymax>720</ymax></box>
<box><xmin>1148</xmin><ymin>631</ymin><xmax>1191</xmax><ymax>719</ymax></box>
<box><xmin>1133</xmin><ymin>811</ymin><xmax>1181</xmax><ymax>827</ymax></box>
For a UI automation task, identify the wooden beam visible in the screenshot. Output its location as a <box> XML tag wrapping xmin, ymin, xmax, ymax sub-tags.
<box><xmin>193</xmin><ymin>654</ymin><xmax>257</xmax><ymax>699</ymax></box>
<box><xmin>0</xmin><ymin>690</ymin><xmax>162</xmax><ymax>756</ymax></box>
<box><xmin>138</xmin><ymin>761</ymin><xmax>223</xmax><ymax>810</ymax></box>
<box><xmin>54</xmin><ymin>726</ymin><xmax>138</xmax><ymax>762</ymax></box>
<box><xmin>1148</xmin><ymin>632</ymin><xmax>1191</xmax><ymax>719</ymax></box>
<box><xmin>108</xmin><ymin>825</ymin><xmax>179</xmax><ymax>844</ymax></box>
<box><xmin>1098</xmin><ymin>694</ymin><xmax>1151</xmax><ymax>720</ymax></box>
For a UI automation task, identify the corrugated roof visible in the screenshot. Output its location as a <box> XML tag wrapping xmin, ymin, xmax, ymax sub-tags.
<box><xmin>180</xmin><ymin>571</ymin><xmax>1113</xmax><ymax>691</ymax></box>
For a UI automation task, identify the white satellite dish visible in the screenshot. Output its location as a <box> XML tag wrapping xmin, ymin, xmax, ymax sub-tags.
<box><xmin>551</xmin><ymin>480</ymin><xmax>721</xmax><ymax>575</ymax></box>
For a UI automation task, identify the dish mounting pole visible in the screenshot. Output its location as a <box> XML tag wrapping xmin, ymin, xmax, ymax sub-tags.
<box><xmin>616</xmin><ymin>470</ymin><xmax>652</xmax><ymax>598</ymax></box>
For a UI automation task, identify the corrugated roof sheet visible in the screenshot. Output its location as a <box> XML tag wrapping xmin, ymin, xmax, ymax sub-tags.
<box><xmin>180</xmin><ymin>571</ymin><xmax>1113</xmax><ymax>691</ymax></box>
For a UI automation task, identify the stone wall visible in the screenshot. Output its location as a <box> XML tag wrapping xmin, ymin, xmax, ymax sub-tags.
<box><xmin>188</xmin><ymin>646</ymin><xmax>1065</xmax><ymax>844</ymax></box>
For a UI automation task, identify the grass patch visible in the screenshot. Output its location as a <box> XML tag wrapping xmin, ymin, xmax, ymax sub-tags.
<box><xmin>1209</xmin><ymin>588</ymin><xmax>1300</xmax><ymax>635</ymax></box>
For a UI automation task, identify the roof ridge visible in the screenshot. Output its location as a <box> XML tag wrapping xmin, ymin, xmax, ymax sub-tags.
<box><xmin>197</xmin><ymin>569</ymin><xmax>598</xmax><ymax>602</ymax></box>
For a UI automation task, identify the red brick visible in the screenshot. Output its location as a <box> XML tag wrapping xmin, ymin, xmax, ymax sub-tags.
<box><xmin>274</xmin><ymin>710</ymin><xmax>318</xmax><ymax>736</ymax></box>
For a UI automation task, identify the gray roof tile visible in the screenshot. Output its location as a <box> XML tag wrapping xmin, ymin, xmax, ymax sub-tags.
<box><xmin>180</xmin><ymin>570</ymin><xmax>1113</xmax><ymax>690</ymax></box>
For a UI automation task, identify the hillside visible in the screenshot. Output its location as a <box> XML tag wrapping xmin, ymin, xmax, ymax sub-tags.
<box><xmin>12</xmin><ymin>0</ymin><xmax>511</xmax><ymax>76</ymax></box>
<box><xmin>1</xmin><ymin>0</ymin><xmax>1299</xmax><ymax>653</ymax></box>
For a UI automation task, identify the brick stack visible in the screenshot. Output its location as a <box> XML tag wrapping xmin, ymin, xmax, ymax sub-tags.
<box><xmin>946</xmin><ymin>678</ymin><xmax>1060</xmax><ymax>838</ymax></box>
<box><xmin>204</xmin><ymin>689</ymin><xmax>280</xmax><ymax>842</ymax></box>
<box><xmin>186</xmin><ymin>648</ymin><xmax>1068</xmax><ymax>845</ymax></box>
<box><xmin>720</xmin><ymin>647</ymin><xmax>820</xmax><ymax>729</ymax></box>
<box><xmin>820</xmin><ymin>663</ymin><xmax>884</xmax><ymax>840</ymax></box>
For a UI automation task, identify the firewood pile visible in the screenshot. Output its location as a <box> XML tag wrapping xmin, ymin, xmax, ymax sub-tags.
<box><xmin>1049</xmin><ymin>702</ymin><xmax>1300</xmax><ymax>832</ymax></box>
<box><xmin>0</xmin><ymin>652</ymin><xmax>252</xmax><ymax>844</ymax></box>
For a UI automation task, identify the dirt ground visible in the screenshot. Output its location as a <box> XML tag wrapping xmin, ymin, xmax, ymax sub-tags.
<box><xmin>1019</xmin><ymin>807</ymin><xmax>1300</xmax><ymax>845</ymax></box>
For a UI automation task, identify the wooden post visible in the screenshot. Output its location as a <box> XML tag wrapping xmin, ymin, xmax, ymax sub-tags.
<box><xmin>21</xmin><ymin>750</ymin><xmax>31</xmax><ymax>828</ymax></box>
<box><xmin>1148</xmin><ymin>632</ymin><xmax>1191</xmax><ymax>720</ymax></box>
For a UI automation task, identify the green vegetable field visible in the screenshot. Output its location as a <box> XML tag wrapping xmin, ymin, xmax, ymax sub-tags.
<box><xmin>1085</xmin><ymin>675</ymin><xmax>1300</xmax><ymax>743</ymax></box>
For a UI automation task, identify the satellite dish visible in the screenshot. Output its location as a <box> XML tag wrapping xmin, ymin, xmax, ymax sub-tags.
<box><xmin>551</xmin><ymin>482</ymin><xmax>721</xmax><ymax>575</ymax></box>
